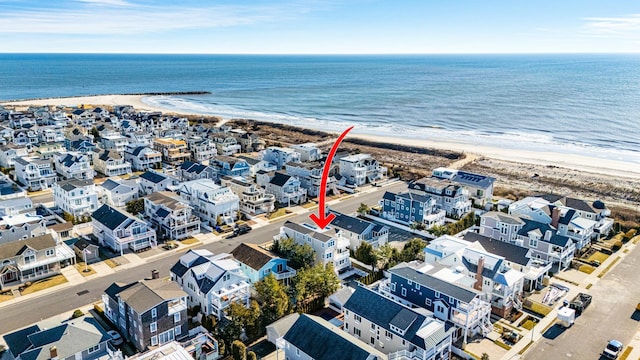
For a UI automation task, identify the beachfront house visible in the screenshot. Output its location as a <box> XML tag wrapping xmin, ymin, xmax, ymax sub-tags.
<box><xmin>53</xmin><ymin>179</ymin><xmax>99</xmax><ymax>217</ymax></box>
<box><xmin>52</xmin><ymin>151</ymin><xmax>94</xmax><ymax>180</ymax></box>
<box><xmin>98</xmin><ymin>178</ymin><xmax>139</xmax><ymax>207</ymax></box>
<box><xmin>408</xmin><ymin>178</ymin><xmax>472</xmax><ymax>218</ymax></box>
<box><xmin>14</xmin><ymin>157</ymin><xmax>57</xmax><ymax>191</ymax></box>
<box><xmin>379</xmin><ymin>262</ymin><xmax>491</xmax><ymax>345</ymax></box>
<box><xmin>92</xmin><ymin>204</ymin><xmax>157</xmax><ymax>255</ymax></box>
<box><xmin>480</xmin><ymin>211</ymin><xmax>575</xmax><ymax>271</ymax></box>
<box><xmin>276</xmin><ymin>221</ymin><xmax>351</xmax><ymax>274</ymax></box>
<box><xmin>102</xmin><ymin>278</ymin><xmax>188</xmax><ymax>352</ymax></box>
<box><xmin>230</xmin><ymin>243</ymin><xmax>296</xmax><ymax>283</ymax></box>
<box><xmin>124</xmin><ymin>145</ymin><xmax>163</xmax><ymax>171</ymax></box>
<box><xmin>213</xmin><ymin>135</ymin><xmax>241</xmax><ymax>156</ymax></box>
<box><xmin>432</xmin><ymin>167</ymin><xmax>495</xmax><ymax>206</ymax></box>
<box><xmin>144</xmin><ymin>191</ymin><xmax>201</xmax><ymax>240</ymax></box>
<box><xmin>343</xmin><ymin>286</ymin><xmax>453</xmax><ymax>360</ymax></box>
<box><xmin>330</xmin><ymin>212</ymin><xmax>389</xmax><ymax>249</ymax></box>
<box><xmin>178</xmin><ymin>179</ymin><xmax>239</xmax><ymax>227</ymax></box>
<box><xmin>262</xmin><ymin>146</ymin><xmax>301</xmax><ymax>169</ymax></box>
<box><xmin>0</xmin><ymin>234</ymin><xmax>75</xmax><ymax>291</ymax></box>
<box><xmin>92</xmin><ymin>149</ymin><xmax>132</xmax><ymax>177</ymax></box>
<box><xmin>380</xmin><ymin>191</ymin><xmax>446</xmax><ymax>229</ymax></box>
<box><xmin>291</xmin><ymin>142</ymin><xmax>322</xmax><ymax>162</ymax></box>
<box><xmin>170</xmin><ymin>249</ymin><xmax>251</xmax><ymax>319</ymax></box>
<box><xmin>338</xmin><ymin>154</ymin><xmax>387</xmax><ymax>187</ymax></box>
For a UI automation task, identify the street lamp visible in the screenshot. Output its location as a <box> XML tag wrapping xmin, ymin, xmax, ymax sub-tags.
<box><xmin>83</xmin><ymin>248</ymin><xmax>91</xmax><ymax>272</ymax></box>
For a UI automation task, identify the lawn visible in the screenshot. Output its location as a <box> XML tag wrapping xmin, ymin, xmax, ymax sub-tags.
<box><xmin>301</xmin><ymin>202</ymin><xmax>318</xmax><ymax>209</ymax></box>
<box><xmin>21</xmin><ymin>275</ymin><xmax>68</xmax><ymax>295</ymax></box>
<box><xmin>578</xmin><ymin>264</ymin><xmax>595</xmax><ymax>274</ymax></box>
<box><xmin>103</xmin><ymin>259</ymin><xmax>119</xmax><ymax>268</ymax></box>
<box><xmin>587</xmin><ymin>251</ymin><xmax>609</xmax><ymax>265</ymax></box>
<box><xmin>75</xmin><ymin>262</ymin><xmax>96</xmax><ymax>276</ymax></box>
<box><xmin>0</xmin><ymin>292</ymin><xmax>13</xmax><ymax>303</ymax></box>
<box><xmin>181</xmin><ymin>237</ymin><xmax>200</xmax><ymax>245</ymax></box>
<box><xmin>267</xmin><ymin>208</ymin><xmax>292</xmax><ymax>220</ymax></box>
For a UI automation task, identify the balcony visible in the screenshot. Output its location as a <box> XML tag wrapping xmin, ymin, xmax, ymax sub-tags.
<box><xmin>273</xmin><ymin>267</ymin><xmax>296</xmax><ymax>280</ymax></box>
<box><xmin>168</xmin><ymin>299</ymin><xmax>187</xmax><ymax>315</ymax></box>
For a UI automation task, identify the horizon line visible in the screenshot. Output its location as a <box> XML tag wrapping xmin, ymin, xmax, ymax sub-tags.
<box><xmin>1</xmin><ymin>51</ymin><xmax>640</xmax><ymax>56</ymax></box>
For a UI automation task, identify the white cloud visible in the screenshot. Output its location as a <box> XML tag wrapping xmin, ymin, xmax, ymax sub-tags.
<box><xmin>0</xmin><ymin>2</ymin><xmax>315</xmax><ymax>35</ymax></box>
<box><xmin>582</xmin><ymin>13</ymin><xmax>640</xmax><ymax>36</ymax></box>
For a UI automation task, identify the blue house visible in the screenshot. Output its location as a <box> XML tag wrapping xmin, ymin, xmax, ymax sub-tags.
<box><xmin>380</xmin><ymin>191</ymin><xmax>445</xmax><ymax>229</ymax></box>
<box><xmin>382</xmin><ymin>264</ymin><xmax>492</xmax><ymax>344</ymax></box>
<box><xmin>230</xmin><ymin>243</ymin><xmax>296</xmax><ymax>283</ymax></box>
<box><xmin>212</xmin><ymin>155</ymin><xmax>250</xmax><ymax>177</ymax></box>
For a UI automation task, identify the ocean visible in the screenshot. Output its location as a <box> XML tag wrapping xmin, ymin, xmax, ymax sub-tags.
<box><xmin>1</xmin><ymin>53</ymin><xmax>640</xmax><ymax>162</ymax></box>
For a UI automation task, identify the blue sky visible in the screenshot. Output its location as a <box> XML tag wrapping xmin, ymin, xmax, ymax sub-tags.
<box><xmin>1</xmin><ymin>0</ymin><xmax>639</xmax><ymax>53</ymax></box>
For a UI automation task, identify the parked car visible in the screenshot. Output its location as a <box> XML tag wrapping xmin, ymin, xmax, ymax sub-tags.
<box><xmin>107</xmin><ymin>330</ymin><xmax>123</xmax><ymax>346</ymax></box>
<box><xmin>603</xmin><ymin>340</ymin><xmax>623</xmax><ymax>359</ymax></box>
<box><xmin>569</xmin><ymin>292</ymin><xmax>592</xmax><ymax>316</ymax></box>
<box><xmin>234</xmin><ymin>224</ymin><xmax>252</xmax><ymax>236</ymax></box>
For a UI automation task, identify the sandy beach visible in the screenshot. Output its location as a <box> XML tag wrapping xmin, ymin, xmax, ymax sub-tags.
<box><xmin>4</xmin><ymin>94</ymin><xmax>639</xmax><ymax>180</ymax></box>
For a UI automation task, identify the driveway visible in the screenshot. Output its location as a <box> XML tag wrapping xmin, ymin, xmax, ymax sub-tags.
<box><xmin>525</xmin><ymin>247</ymin><xmax>640</xmax><ymax>360</ymax></box>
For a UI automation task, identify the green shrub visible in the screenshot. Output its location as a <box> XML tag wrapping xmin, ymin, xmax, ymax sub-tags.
<box><xmin>72</xmin><ymin>309</ymin><xmax>84</xmax><ymax>318</ymax></box>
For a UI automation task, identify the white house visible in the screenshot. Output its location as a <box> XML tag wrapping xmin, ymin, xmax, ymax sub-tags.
<box><xmin>262</xmin><ymin>146</ymin><xmax>301</xmax><ymax>169</ymax></box>
<box><xmin>291</xmin><ymin>143</ymin><xmax>322</xmax><ymax>162</ymax></box>
<box><xmin>92</xmin><ymin>149</ymin><xmax>132</xmax><ymax>177</ymax></box>
<box><xmin>0</xmin><ymin>144</ymin><xmax>28</xmax><ymax>168</ymax></box>
<box><xmin>265</xmin><ymin>172</ymin><xmax>307</xmax><ymax>207</ymax></box>
<box><xmin>52</xmin><ymin>152</ymin><xmax>94</xmax><ymax>180</ymax></box>
<box><xmin>330</xmin><ymin>212</ymin><xmax>389</xmax><ymax>249</ymax></box>
<box><xmin>139</xmin><ymin>171</ymin><xmax>180</xmax><ymax>196</ymax></box>
<box><xmin>53</xmin><ymin>179</ymin><xmax>99</xmax><ymax>217</ymax></box>
<box><xmin>220</xmin><ymin>176</ymin><xmax>275</xmax><ymax>217</ymax></box>
<box><xmin>124</xmin><ymin>145</ymin><xmax>163</xmax><ymax>171</ymax></box>
<box><xmin>98</xmin><ymin>178</ymin><xmax>139</xmax><ymax>207</ymax></box>
<box><xmin>170</xmin><ymin>249</ymin><xmax>251</xmax><ymax>319</ymax></box>
<box><xmin>187</xmin><ymin>137</ymin><xmax>217</xmax><ymax>165</ymax></box>
<box><xmin>14</xmin><ymin>157</ymin><xmax>57</xmax><ymax>191</ymax></box>
<box><xmin>144</xmin><ymin>191</ymin><xmax>201</xmax><ymax>240</ymax></box>
<box><xmin>92</xmin><ymin>204</ymin><xmax>157</xmax><ymax>255</ymax></box>
<box><xmin>339</xmin><ymin>154</ymin><xmax>387</xmax><ymax>187</ymax></box>
<box><xmin>178</xmin><ymin>179</ymin><xmax>239</xmax><ymax>227</ymax></box>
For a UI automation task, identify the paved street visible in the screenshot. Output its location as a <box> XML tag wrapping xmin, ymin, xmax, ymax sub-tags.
<box><xmin>29</xmin><ymin>190</ymin><xmax>54</xmax><ymax>206</ymax></box>
<box><xmin>0</xmin><ymin>182</ymin><xmax>406</xmax><ymax>334</ymax></box>
<box><xmin>525</xmin><ymin>245</ymin><xmax>640</xmax><ymax>360</ymax></box>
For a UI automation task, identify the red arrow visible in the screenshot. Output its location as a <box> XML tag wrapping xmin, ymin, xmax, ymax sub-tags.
<box><xmin>309</xmin><ymin>126</ymin><xmax>354</xmax><ymax>229</ymax></box>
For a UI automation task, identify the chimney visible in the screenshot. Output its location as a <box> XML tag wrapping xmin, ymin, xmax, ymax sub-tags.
<box><xmin>151</xmin><ymin>269</ymin><xmax>159</xmax><ymax>279</ymax></box>
<box><xmin>551</xmin><ymin>207</ymin><xmax>561</xmax><ymax>228</ymax></box>
<box><xmin>474</xmin><ymin>257</ymin><xmax>484</xmax><ymax>291</ymax></box>
<box><xmin>49</xmin><ymin>346</ymin><xmax>58</xmax><ymax>360</ymax></box>
<box><xmin>545</xmin><ymin>230</ymin><xmax>552</xmax><ymax>241</ymax></box>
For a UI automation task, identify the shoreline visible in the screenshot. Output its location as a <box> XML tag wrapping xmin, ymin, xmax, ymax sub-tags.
<box><xmin>3</xmin><ymin>94</ymin><xmax>640</xmax><ymax>180</ymax></box>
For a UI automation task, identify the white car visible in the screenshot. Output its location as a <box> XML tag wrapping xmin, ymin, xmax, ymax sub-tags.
<box><xmin>603</xmin><ymin>340</ymin><xmax>623</xmax><ymax>359</ymax></box>
<box><xmin>107</xmin><ymin>330</ymin><xmax>123</xmax><ymax>346</ymax></box>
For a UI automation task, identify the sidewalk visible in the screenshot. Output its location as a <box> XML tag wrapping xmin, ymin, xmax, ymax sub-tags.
<box><xmin>502</xmin><ymin>238</ymin><xmax>639</xmax><ymax>359</ymax></box>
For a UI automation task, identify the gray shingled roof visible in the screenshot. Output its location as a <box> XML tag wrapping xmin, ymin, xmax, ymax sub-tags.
<box><xmin>107</xmin><ymin>278</ymin><xmax>186</xmax><ymax>314</ymax></box>
<box><xmin>463</xmin><ymin>232</ymin><xmax>530</xmax><ymax>266</ymax></box>
<box><xmin>231</xmin><ymin>243</ymin><xmax>277</xmax><ymax>271</ymax></box>
<box><xmin>0</xmin><ymin>234</ymin><xmax>55</xmax><ymax>260</ymax></box>
<box><xmin>330</xmin><ymin>213</ymin><xmax>373</xmax><ymax>236</ymax></box>
<box><xmin>390</xmin><ymin>266</ymin><xmax>480</xmax><ymax>303</ymax></box>
<box><xmin>283</xmin><ymin>221</ymin><xmax>333</xmax><ymax>242</ymax></box>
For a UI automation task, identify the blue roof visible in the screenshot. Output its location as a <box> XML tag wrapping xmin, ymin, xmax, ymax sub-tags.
<box><xmin>140</xmin><ymin>171</ymin><xmax>167</xmax><ymax>184</ymax></box>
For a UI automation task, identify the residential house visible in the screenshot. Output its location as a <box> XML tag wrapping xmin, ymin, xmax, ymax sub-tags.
<box><xmin>144</xmin><ymin>191</ymin><xmax>201</xmax><ymax>240</ymax></box>
<box><xmin>479</xmin><ymin>211</ymin><xmax>575</xmax><ymax>271</ymax></box>
<box><xmin>153</xmin><ymin>138</ymin><xmax>191</xmax><ymax>166</ymax></box>
<box><xmin>12</xmin><ymin>129</ymin><xmax>39</xmax><ymax>146</ymax></box>
<box><xmin>74</xmin><ymin>237</ymin><xmax>100</xmax><ymax>264</ymax></box>
<box><xmin>127</xmin><ymin>336</ymin><xmax>219</xmax><ymax>360</ymax></box>
<box><xmin>330</xmin><ymin>212</ymin><xmax>389</xmax><ymax>249</ymax></box>
<box><xmin>408</xmin><ymin>178</ymin><xmax>472</xmax><ymax>218</ymax></box>
<box><xmin>53</xmin><ymin>179</ymin><xmax>99</xmax><ymax>217</ymax></box>
<box><xmin>2</xmin><ymin>315</ymin><xmax>118</xmax><ymax>360</ymax></box>
<box><xmin>170</xmin><ymin>249</ymin><xmax>251</xmax><ymax>319</ymax></box>
<box><xmin>262</xmin><ymin>146</ymin><xmax>301</xmax><ymax>169</ymax></box>
<box><xmin>285</xmin><ymin>161</ymin><xmax>338</xmax><ymax>198</ymax></box>
<box><xmin>265</xmin><ymin>172</ymin><xmax>307</xmax><ymax>206</ymax></box>
<box><xmin>100</xmin><ymin>133</ymin><xmax>129</xmax><ymax>153</ymax></box>
<box><xmin>0</xmin><ymin>234</ymin><xmax>75</xmax><ymax>290</ymax></box>
<box><xmin>187</xmin><ymin>137</ymin><xmax>217</xmax><ymax>165</ymax></box>
<box><xmin>212</xmin><ymin>156</ymin><xmax>250</xmax><ymax>178</ymax></box>
<box><xmin>139</xmin><ymin>171</ymin><xmax>179</xmax><ymax>196</ymax></box>
<box><xmin>276</xmin><ymin>221</ymin><xmax>351</xmax><ymax>274</ymax></box>
<box><xmin>0</xmin><ymin>197</ymin><xmax>33</xmax><ymax>217</ymax></box>
<box><xmin>213</xmin><ymin>135</ymin><xmax>241</xmax><ymax>156</ymax></box>
<box><xmin>34</xmin><ymin>142</ymin><xmax>66</xmax><ymax>159</ymax></box>
<box><xmin>14</xmin><ymin>157</ymin><xmax>57</xmax><ymax>191</ymax></box>
<box><xmin>230</xmin><ymin>243</ymin><xmax>296</xmax><ymax>283</ymax></box>
<box><xmin>125</xmin><ymin>132</ymin><xmax>154</xmax><ymax>147</ymax></box>
<box><xmin>98</xmin><ymin>178</ymin><xmax>139</xmax><ymax>207</ymax></box>
<box><xmin>178</xmin><ymin>161</ymin><xmax>217</xmax><ymax>182</ymax></box>
<box><xmin>52</xmin><ymin>152</ymin><xmax>94</xmax><ymax>180</ymax></box>
<box><xmin>432</xmin><ymin>167</ymin><xmax>495</xmax><ymax>206</ymax></box>
<box><xmin>178</xmin><ymin>179</ymin><xmax>239</xmax><ymax>227</ymax></box>
<box><xmin>92</xmin><ymin>204</ymin><xmax>157</xmax><ymax>255</ymax></box>
<box><xmin>67</xmin><ymin>138</ymin><xmax>97</xmax><ymax>154</ymax></box>
<box><xmin>92</xmin><ymin>149</ymin><xmax>132</xmax><ymax>177</ymax></box>
<box><xmin>124</xmin><ymin>145</ymin><xmax>163</xmax><ymax>171</ymax></box>
<box><xmin>339</xmin><ymin>154</ymin><xmax>387</xmax><ymax>187</ymax></box>
<box><xmin>38</xmin><ymin>127</ymin><xmax>66</xmax><ymax>143</ymax></box>
<box><xmin>380</xmin><ymin>191</ymin><xmax>446</xmax><ymax>229</ymax></box>
<box><xmin>343</xmin><ymin>286</ymin><xmax>453</xmax><ymax>360</ymax></box>
<box><xmin>291</xmin><ymin>143</ymin><xmax>322</xmax><ymax>162</ymax></box>
<box><xmin>9</xmin><ymin>116</ymin><xmax>36</xmax><ymax>129</ymax></box>
<box><xmin>0</xmin><ymin>213</ymin><xmax>47</xmax><ymax>244</ymax></box>
<box><xmin>0</xmin><ymin>144</ymin><xmax>28</xmax><ymax>168</ymax></box>
<box><xmin>220</xmin><ymin>176</ymin><xmax>275</xmax><ymax>217</ymax></box>
<box><xmin>237</xmin><ymin>155</ymin><xmax>276</xmax><ymax>177</ymax></box>
<box><xmin>232</xmin><ymin>132</ymin><xmax>264</xmax><ymax>153</ymax></box>
<box><xmin>70</xmin><ymin>109</ymin><xmax>94</xmax><ymax>122</ymax></box>
<box><xmin>0</xmin><ymin>176</ymin><xmax>26</xmax><ymax>200</ymax></box>
<box><xmin>278</xmin><ymin>314</ymin><xmax>386</xmax><ymax>360</ymax></box>
<box><xmin>380</xmin><ymin>263</ymin><xmax>491</xmax><ymax>345</ymax></box>
<box><xmin>102</xmin><ymin>278</ymin><xmax>188</xmax><ymax>351</ymax></box>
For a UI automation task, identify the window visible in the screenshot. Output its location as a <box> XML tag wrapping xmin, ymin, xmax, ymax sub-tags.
<box><xmin>150</xmin><ymin>322</ymin><xmax>157</xmax><ymax>332</ymax></box>
<box><xmin>345</xmin><ymin>323</ymin><xmax>349</xmax><ymax>330</ymax></box>
<box><xmin>370</xmin><ymin>337</ymin><xmax>375</xmax><ymax>345</ymax></box>
<box><xmin>390</xmin><ymin>283</ymin><xmax>396</xmax><ymax>291</ymax></box>
<box><xmin>175</xmin><ymin>325</ymin><xmax>181</xmax><ymax>336</ymax></box>
<box><xmin>435</xmin><ymin>291</ymin><xmax>440</xmax><ymax>298</ymax></box>
<box><xmin>407</xmin><ymin>280</ymin><xmax>412</xmax><ymax>286</ymax></box>
<box><xmin>45</xmin><ymin>249</ymin><xmax>55</xmax><ymax>257</ymax></box>
<box><xmin>158</xmin><ymin>329</ymin><xmax>175</xmax><ymax>344</ymax></box>
<box><xmin>401</xmin><ymin>288</ymin><xmax>407</xmax><ymax>296</ymax></box>
<box><xmin>354</xmin><ymin>328</ymin><xmax>361</xmax><ymax>337</ymax></box>
<box><xmin>151</xmin><ymin>308</ymin><xmax>157</xmax><ymax>318</ymax></box>
<box><xmin>174</xmin><ymin>312</ymin><xmax>180</xmax><ymax>323</ymax></box>
<box><xmin>296</xmin><ymin>348</ymin><xmax>300</xmax><ymax>356</ymax></box>
<box><xmin>425</xmin><ymin>299</ymin><xmax>432</xmax><ymax>306</ymax></box>
<box><xmin>370</xmin><ymin>323</ymin><xmax>376</xmax><ymax>332</ymax></box>
<box><xmin>87</xmin><ymin>345</ymin><xmax>100</xmax><ymax>354</ymax></box>
<box><xmin>151</xmin><ymin>336</ymin><xmax>158</xmax><ymax>346</ymax></box>
<box><xmin>354</xmin><ymin>314</ymin><xmax>361</xmax><ymax>323</ymax></box>
<box><xmin>436</xmin><ymin>305</ymin><xmax>445</xmax><ymax>313</ymax></box>
<box><xmin>415</xmin><ymin>283</ymin><xmax>420</xmax><ymax>290</ymax></box>
<box><xmin>385</xmin><ymin>330</ymin><xmax>393</xmax><ymax>340</ymax></box>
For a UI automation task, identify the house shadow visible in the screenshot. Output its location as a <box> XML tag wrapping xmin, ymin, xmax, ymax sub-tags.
<box><xmin>542</xmin><ymin>324</ymin><xmax>567</xmax><ymax>340</ymax></box>
<box><xmin>631</xmin><ymin>310</ymin><xmax>640</xmax><ymax>321</ymax></box>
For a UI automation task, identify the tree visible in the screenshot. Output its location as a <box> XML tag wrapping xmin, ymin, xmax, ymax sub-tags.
<box><xmin>216</xmin><ymin>214</ymin><xmax>223</xmax><ymax>226</ymax></box>
<box><xmin>225</xmin><ymin>300</ymin><xmax>262</xmax><ymax>341</ymax></box>
<box><xmin>375</xmin><ymin>243</ymin><xmax>396</xmax><ymax>270</ymax></box>
<box><xmin>481</xmin><ymin>353</ymin><xmax>490</xmax><ymax>360</ymax></box>
<box><xmin>247</xmin><ymin>351</ymin><xmax>257</xmax><ymax>360</ymax></box>
<box><xmin>231</xmin><ymin>340</ymin><xmax>247</xmax><ymax>360</ymax></box>
<box><xmin>354</xmin><ymin>242</ymin><xmax>377</xmax><ymax>269</ymax></box>
<box><xmin>255</xmin><ymin>273</ymin><xmax>290</xmax><ymax>325</ymax></box>
<box><xmin>62</xmin><ymin>211</ymin><xmax>75</xmax><ymax>223</ymax></box>
<box><xmin>357</xmin><ymin>202</ymin><xmax>370</xmax><ymax>216</ymax></box>
<box><xmin>90</xmin><ymin>127</ymin><xmax>101</xmax><ymax>141</ymax></box>
<box><xmin>397</xmin><ymin>238</ymin><xmax>426</xmax><ymax>262</ymax></box>
<box><xmin>273</xmin><ymin>237</ymin><xmax>315</xmax><ymax>269</ymax></box>
<box><xmin>125</xmin><ymin>198</ymin><xmax>144</xmax><ymax>215</ymax></box>
<box><xmin>294</xmin><ymin>263</ymin><xmax>340</xmax><ymax>304</ymax></box>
